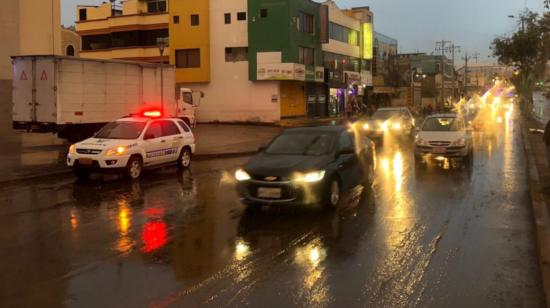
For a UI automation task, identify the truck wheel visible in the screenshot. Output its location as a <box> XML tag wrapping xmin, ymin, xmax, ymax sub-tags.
<box><xmin>178</xmin><ymin>147</ymin><xmax>192</xmax><ymax>169</ymax></box>
<box><xmin>74</xmin><ymin>168</ymin><xmax>91</xmax><ymax>180</ymax></box>
<box><xmin>125</xmin><ymin>156</ymin><xmax>143</xmax><ymax>180</ymax></box>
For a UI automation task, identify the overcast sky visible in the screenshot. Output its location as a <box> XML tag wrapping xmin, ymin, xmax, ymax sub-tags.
<box><xmin>61</xmin><ymin>0</ymin><xmax>547</xmax><ymax>62</ymax></box>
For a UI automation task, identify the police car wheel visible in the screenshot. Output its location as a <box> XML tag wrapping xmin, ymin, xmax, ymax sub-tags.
<box><xmin>178</xmin><ymin>147</ymin><xmax>192</xmax><ymax>169</ymax></box>
<box><xmin>125</xmin><ymin>156</ymin><xmax>143</xmax><ymax>180</ymax></box>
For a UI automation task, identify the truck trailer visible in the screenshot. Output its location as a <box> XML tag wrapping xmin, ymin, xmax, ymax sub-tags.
<box><xmin>12</xmin><ymin>55</ymin><xmax>200</xmax><ymax>142</ymax></box>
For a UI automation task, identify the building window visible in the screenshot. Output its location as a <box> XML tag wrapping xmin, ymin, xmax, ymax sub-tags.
<box><xmin>191</xmin><ymin>14</ymin><xmax>200</xmax><ymax>26</ymax></box>
<box><xmin>82</xmin><ymin>29</ymin><xmax>169</xmax><ymax>50</ymax></box>
<box><xmin>237</xmin><ymin>12</ymin><xmax>247</xmax><ymax>21</ymax></box>
<box><xmin>224</xmin><ymin>13</ymin><xmax>231</xmax><ymax>24</ymax></box>
<box><xmin>328</xmin><ymin>22</ymin><xmax>359</xmax><ymax>46</ymax></box>
<box><xmin>298</xmin><ymin>12</ymin><xmax>314</xmax><ymax>34</ymax></box>
<box><xmin>299</xmin><ymin>47</ymin><xmax>315</xmax><ymax>66</ymax></box>
<box><xmin>225</xmin><ymin>47</ymin><xmax>248</xmax><ymax>62</ymax></box>
<box><xmin>79</xmin><ymin>8</ymin><xmax>87</xmax><ymax>21</ymax></box>
<box><xmin>147</xmin><ymin>0</ymin><xmax>166</xmax><ymax>13</ymax></box>
<box><xmin>173</xmin><ymin>16</ymin><xmax>180</xmax><ymax>24</ymax></box>
<box><xmin>260</xmin><ymin>9</ymin><xmax>268</xmax><ymax>18</ymax></box>
<box><xmin>66</xmin><ymin>45</ymin><xmax>75</xmax><ymax>56</ymax></box>
<box><xmin>176</xmin><ymin>49</ymin><xmax>201</xmax><ymax>68</ymax></box>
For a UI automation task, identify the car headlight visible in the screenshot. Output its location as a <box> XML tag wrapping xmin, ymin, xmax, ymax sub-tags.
<box><xmin>381</xmin><ymin>121</ymin><xmax>389</xmax><ymax>131</ymax></box>
<box><xmin>392</xmin><ymin>122</ymin><xmax>402</xmax><ymax>130</ymax></box>
<box><xmin>294</xmin><ymin>170</ymin><xmax>326</xmax><ymax>183</ymax></box>
<box><xmin>452</xmin><ymin>138</ymin><xmax>466</xmax><ymax>146</ymax></box>
<box><xmin>235</xmin><ymin>168</ymin><xmax>251</xmax><ymax>181</ymax></box>
<box><xmin>363</xmin><ymin>123</ymin><xmax>370</xmax><ymax>130</ymax></box>
<box><xmin>69</xmin><ymin>144</ymin><xmax>76</xmax><ymax>155</ymax></box>
<box><xmin>416</xmin><ymin>138</ymin><xmax>429</xmax><ymax>146</ymax></box>
<box><xmin>106</xmin><ymin>146</ymin><xmax>126</xmax><ymax>156</ymax></box>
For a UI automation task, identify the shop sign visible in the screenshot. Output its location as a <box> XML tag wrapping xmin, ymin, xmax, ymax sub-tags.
<box><xmin>360</xmin><ymin>71</ymin><xmax>373</xmax><ymax>86</ymax></box>
<box><xmin>257</xmin><ymin>63</ymin><xmax>295</xmax><ymax>80</ymax></box>
<box><xmin>315</xmin><ymin>67</ymin><xmax>325</xmax><ymax>83</ymax></box>
<box><xmin>305</xmin><ymin>67</ymin><xmax>316</xmax><ymax>81</ymax></box>
<box><xmin>294</xmin><ymin>64</ymin><xmax>306</xmax><ymax>81</ymax></box>
<box><xmin>344</xmin><ymin>71</ymin><xmax>361</xmax><ymax>84</ymax></box>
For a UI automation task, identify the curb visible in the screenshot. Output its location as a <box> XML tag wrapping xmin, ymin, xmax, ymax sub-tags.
<box><xmin>520</xmin><ymin>117</ymin><xmax>550</xmax><ymax>307</ymax></box>
<box><xmin>0</xmin><ymin>150</ymin><xmax>256</xmax><ymax>186</ymax></box>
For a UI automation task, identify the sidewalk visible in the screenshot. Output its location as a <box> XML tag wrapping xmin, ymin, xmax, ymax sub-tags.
<box><xmin>0</xmin><ymin>124</ymin><xmax>282</xmax><ymax>184</ymax></box>
<box><xmin>521</xmin><ymin>114</ymin><xmax>550</xmax><ymax>307</ymax></box>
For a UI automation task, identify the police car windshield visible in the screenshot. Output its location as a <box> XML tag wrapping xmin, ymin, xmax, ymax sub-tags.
<box><xmin>95</xmin><ymin>121</ymin><xmax>147</xmax><ymax>139</ymax></box>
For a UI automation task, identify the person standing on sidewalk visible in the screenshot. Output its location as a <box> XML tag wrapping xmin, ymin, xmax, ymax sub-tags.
<box><xmin>543</xmin><ymin>119</ymin><xmax>550</xmax><ymax>168</ymax></box>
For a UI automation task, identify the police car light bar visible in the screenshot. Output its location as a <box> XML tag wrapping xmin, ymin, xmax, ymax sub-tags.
<box><xmin>143</xmin><ymin>110</ymin><xmax>162</xmax><ymax>118</ymax></box>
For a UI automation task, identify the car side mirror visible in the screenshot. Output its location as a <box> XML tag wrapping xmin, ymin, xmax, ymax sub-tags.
<box><xmin>144</xmin><ymin>133</ymin><xmax>155</xmax><ymax>140</ymax></box>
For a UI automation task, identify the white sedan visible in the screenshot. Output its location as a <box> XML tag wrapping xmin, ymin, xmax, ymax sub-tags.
<box><xmin>67</xmin><ymin>112</ymin><xmax>195</xmax><ymax>180</ymax></box>
<box><xmin>414</xmin><ymin>113</ymin><xmax>473</xmax><ymax>165</ymax></box>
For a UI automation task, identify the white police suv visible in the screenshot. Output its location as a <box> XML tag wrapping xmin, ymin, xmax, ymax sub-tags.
<box><xmin>67</xmin><ymin>111</ymin><xmax>195</xmax><ymax>180</ymax></box>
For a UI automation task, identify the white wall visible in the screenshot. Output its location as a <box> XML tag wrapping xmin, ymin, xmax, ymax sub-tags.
<box><xmin>184</xmin><ymin>0</ymin><xmax>280</xmax><ymax>123</ymax></box>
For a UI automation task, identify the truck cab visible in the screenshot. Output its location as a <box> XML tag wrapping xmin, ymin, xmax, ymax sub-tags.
<box><xmin>177</xmin><ymin>88</ymin><xmax>203</xmax><ymax>128</ymax></box>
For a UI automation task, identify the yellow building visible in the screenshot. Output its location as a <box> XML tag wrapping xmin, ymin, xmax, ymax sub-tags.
<box><xmin>168</xmin><ymin>0</ymin><xmax>210</xmax><ymax>83</ymax></box>
<box><xmin>75</xmin><ymin>0</ymin><xmax>169</xmax><ymax>63</ymax></box>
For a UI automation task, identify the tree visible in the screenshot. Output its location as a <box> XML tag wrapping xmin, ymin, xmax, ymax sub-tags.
<box><xmin>491</xmin><ymin>11</ymin><xmax>549</xmax><ymax>113</ymax></box>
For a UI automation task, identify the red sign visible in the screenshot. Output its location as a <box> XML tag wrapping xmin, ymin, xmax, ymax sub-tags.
<box><xmin>20</xmin><ymin>71</ymin><xmax>28</xmax><ymax>80</ymax></box>
<box><xmin>40</xmin><ymin>70</ymin><xmax>48</xmax><ymax>80</ymax></box>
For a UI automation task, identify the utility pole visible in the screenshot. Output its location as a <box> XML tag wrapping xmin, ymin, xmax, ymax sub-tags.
<box><xmin>472</xmin><ymin>52</ymin><xmax>479</xmax><ymax>90</ymax></box>
<box><xmin>463</xmin><ymin>52</ymin><xmax>479</xmax><ymax>95</ymax></box>
<box><xmin>435</xmin><ymin>40</ymin><xmax>451</xmax><ymax>110</ymax></box>
<box><xmin>446</xmin><ymin>44</ymin><xmax>461</xmax><ymax>99</ymax></box>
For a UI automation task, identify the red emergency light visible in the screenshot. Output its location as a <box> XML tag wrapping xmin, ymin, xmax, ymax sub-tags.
<box><xmin>143</xmin><ymin>110</ymin><xmax>162</xmax><ymax>118</ymax></box>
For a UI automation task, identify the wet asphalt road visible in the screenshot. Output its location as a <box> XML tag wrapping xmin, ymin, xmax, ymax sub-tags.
<box><xmin>0</xmin><ymin>114</ymin><xmax>545</xmax><ymax>307</ymax></box>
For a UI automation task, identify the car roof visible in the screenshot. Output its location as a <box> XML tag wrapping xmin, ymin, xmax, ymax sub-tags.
<box><xmin>283</xmin><ymin>125</ymin><xmax>348</xmax><ymax>134</ymax></box>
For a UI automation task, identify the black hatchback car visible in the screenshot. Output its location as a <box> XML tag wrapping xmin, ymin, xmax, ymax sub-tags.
<box><xmin>235</xmin><ymin>125</ymin><xmax>375</xmax><ymax>208</ymax></box>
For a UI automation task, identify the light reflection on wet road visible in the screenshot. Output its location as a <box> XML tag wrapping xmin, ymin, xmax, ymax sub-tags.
<box><xmin>0</xmin><ymin>114</ymin><xmax>544</xmax><ymax>307</ymax></box>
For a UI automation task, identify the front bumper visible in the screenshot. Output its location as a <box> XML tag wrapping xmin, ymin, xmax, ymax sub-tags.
<box><xmin>236</xmin><ymin>179</ymin><xmax>325</xmax><ymax>206</ymax></box>
<box><xmin>67</xmin><ymin>153</ymin><xmax>131</xmax><ymax>170</ymax></box>
<box><xmin>415</xmin><ymin>145</ymin><xmax>468</xmax><ymax>158</ymax></box>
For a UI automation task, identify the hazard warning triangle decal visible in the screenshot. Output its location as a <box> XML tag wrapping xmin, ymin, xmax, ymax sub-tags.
<box><xmin>20</xmin><ymin>71</ymin><xmax>28</xmax><ymax>80</ymax></box>
<box><xmin>40</xmin><ymin>70</ymin><xmax>48</xmax><ymax>80</ymax></box>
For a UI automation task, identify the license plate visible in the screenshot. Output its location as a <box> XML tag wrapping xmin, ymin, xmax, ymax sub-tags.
<box><xmin>257</xmin><ymin>187</ymin><xmax>282</xmax><ymax>199</ymax></box>
<box><xmin>79</xmin><ymin>158</ymin><xmax>93</xmax><ymax>165</ymax></box>
<box><xmin>432</xmin><ymin>147</ymin><xmax>447</xmax><ymax>154</ymax></box>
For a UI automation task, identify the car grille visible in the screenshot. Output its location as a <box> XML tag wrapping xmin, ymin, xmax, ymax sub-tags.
<box><xmin>76</xmin><ymin>148</ymin><xmax>102</xmax><ymax>155</ymax></box>
<box><xmin>428</xmin><ymin>141</ymin><xmax>451</xmax><ymax>147</ymax></box>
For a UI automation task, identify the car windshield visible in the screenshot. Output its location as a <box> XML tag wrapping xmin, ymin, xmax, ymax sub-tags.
<box><xmin>95</xmin><ymin>121</ymin><xmax>147</xmax><ymax>139</ymax></box>
<box><xmin>422</xmin><ymin>117</ymin><xmax>459</xmax><ymax>131</ymax></box>
<box><xmin>265</xmin><ymin>133</ymin><xmax>335</xmax><ymax>155</ymax></box>
<box><xmin>373</xmin><ymin>110</ymin><xmax>401</xmax><ymax>120</ymax></box>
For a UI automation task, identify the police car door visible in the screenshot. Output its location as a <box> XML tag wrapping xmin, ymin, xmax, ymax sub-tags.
<box><xmin>142</xmin><ymin>121</ymin><xmax>166</xmax><ymax>166</ymax></box>
<box><xmin>160</xmin><ymin>120</ymin><xmax>184</xmax><ymax>162</ymax></box>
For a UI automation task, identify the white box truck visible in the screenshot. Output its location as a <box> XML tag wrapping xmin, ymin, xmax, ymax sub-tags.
<box><xmin>12</xmin><ymin>55</ymin><xmax>202</xmax><ymax>142</ymax></box>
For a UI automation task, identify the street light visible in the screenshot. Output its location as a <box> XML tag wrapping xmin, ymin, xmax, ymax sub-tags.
<box><xmin>157</xmin><ymin>37</ymin><xmax>169</xmax><ymax>111</ymax></box>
